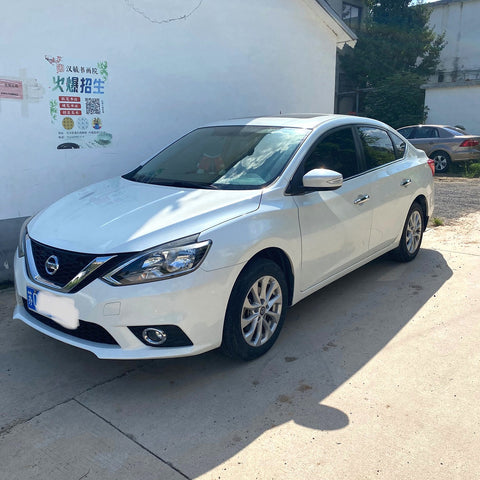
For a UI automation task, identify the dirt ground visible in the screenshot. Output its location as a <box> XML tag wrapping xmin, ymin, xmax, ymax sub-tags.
<box><xmin>433</xmin><ymin>176</ymin><xmax>480</xmax><ymax>224</ymax></box>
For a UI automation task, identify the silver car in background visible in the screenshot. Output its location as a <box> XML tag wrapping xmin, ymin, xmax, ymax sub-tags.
<box><xmin>397</xmin><ymin>125</ymin><xmax>480</xmax><ymax>173</ymax></box>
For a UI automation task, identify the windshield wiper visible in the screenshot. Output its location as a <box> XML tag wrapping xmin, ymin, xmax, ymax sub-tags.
<box><xmin>148</xmin><ymin>179</ymin><xmax>219</xmax><ymax>190</ymax></box>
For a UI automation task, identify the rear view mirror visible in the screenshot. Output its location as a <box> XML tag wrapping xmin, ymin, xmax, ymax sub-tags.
<box><xmin>302</xmin><ymin>168</ymin><xmax>343</xmax><ymax>191</ymax></box>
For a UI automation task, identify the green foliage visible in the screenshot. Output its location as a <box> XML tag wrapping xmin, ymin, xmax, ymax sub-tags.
<box><xmin>364</xmin><ymin>73</ymin><xmax>427</xmax><ymax>128</ymax></box>
<box><xmin>340</xmin><ymin>0</ymin><xmax>444</xmax><ymax>123</ymax></box>
<box><xmin>431</xmin><ymin>217</ymin><xmax>444</xmax><ymax>227</ymax></box>
<box><xmin>465</xmin><ymin>163</ymin><xmax>480</xmax><ymax>178</ymax></box>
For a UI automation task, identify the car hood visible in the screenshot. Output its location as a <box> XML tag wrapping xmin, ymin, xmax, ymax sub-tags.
<box><xmin>28</xmin><ymin>177</ymin><xmax>262</xmax><ymax>253</ymax></box>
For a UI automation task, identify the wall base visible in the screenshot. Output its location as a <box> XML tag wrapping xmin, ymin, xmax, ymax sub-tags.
<box><xmin>0</xmin><ymin>217</ymin><xmax>28</xmax><ymax>283</ymax></box>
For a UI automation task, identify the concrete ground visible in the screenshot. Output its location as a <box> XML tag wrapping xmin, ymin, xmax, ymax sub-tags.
<box><xmin>1</xmin><ymin>211</ymin><xmax>479</xmax><ymax>479</ymax></box>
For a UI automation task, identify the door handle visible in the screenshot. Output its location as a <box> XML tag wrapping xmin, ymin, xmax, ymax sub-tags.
<box><xmin>354</xmin><ymin>194</ymin><xmax>370</xmax><ymax>205</ymax></box>
<box><xmin>401</xmin><ymin>179</ymin><xmax>412</xmax><ymax>187</ymax></box>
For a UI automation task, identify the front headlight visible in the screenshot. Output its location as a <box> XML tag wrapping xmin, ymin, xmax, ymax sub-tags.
<box><xmin>17</xmin><ymin>217</ymin><xmax>32</xmax><ymax>258</ymax></box>
<box><xmin>102</xmin><ymin>236</ymin><xmax>212</xmax><ymax>285</ymax></box>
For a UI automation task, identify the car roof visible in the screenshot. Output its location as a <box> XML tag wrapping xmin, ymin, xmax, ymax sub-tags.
<box><xmin>398</xmin><ymin>124</ymin><xmax>472</xmax><ymax>135</ymax></box>
<box><xmin>204</xmin><ymin>114</ymin><xmax>386</xmax><ymax>130</ymax></box>
<box><xmin>399</xmin><ymin>124</ymin><xmax>459</xmax><ymax>130</ymax></box>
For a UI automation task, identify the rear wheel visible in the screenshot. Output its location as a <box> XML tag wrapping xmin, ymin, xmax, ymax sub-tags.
<box><xmin>431</xmin><ymin>150</ymin><xmax>450</xmax><ymax>173</ymax></box>
<box><xmin>391</xmin><ymin>202</ymin><xmax>425</xmax><ymax>262</ymax></box>
<box><xmin>221</xmin><ymin>258</ymin><xmax>287</xmax><ymax>361</ymax></box>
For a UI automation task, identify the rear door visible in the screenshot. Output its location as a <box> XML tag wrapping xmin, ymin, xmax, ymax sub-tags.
<box><xmin>355</xmin><ymin>126</ymin><xmax>418</xmax><ymax>252</ymax></box>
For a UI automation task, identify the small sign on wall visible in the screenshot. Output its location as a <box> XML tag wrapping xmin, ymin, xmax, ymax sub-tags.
<box><xmin>45</xmin><ymin>55</ymin><xmax>112</xmax><ymax>149</ymax></box>
<box><xmin>0</xmin><ymin>79</ymin><xmax>23</xmax><ymax>99</ymax></box>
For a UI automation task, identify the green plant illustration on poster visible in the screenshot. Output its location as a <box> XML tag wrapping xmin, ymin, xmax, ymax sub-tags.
<box><xmin>49</xmin><ymin>99</ymin><xmax>58</xmax><ymax>122</ymax></box>
<box><xmin>97</xmin><ymin>61</ymin><xmax>108</xmax><ymax>82</ymax></box>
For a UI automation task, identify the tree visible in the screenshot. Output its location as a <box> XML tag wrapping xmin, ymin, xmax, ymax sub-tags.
<box><xmin>340</xmin><ymin>0</ymin><xmax>444</xmax><ymax>127</ymax></box>
<box><xmin>364</xmin><ymin>73</ymin><xmax>427</xmax><ymax>128</ymax></box>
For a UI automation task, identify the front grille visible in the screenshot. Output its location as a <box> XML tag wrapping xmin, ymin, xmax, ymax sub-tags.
<box><xmin>23</xmin><ymin>298</ymin><xmax>118</xmax><ymax>345</ymax></box>
<box><xmin>30</xmin><ymin>239</ymin><xmax>97</xmax><ymax>288</ymax></box>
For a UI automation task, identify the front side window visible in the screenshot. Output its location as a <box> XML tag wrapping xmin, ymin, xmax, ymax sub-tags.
<box><xmin>124</xmin><ymin>126</ymin><xmax>309</xmax><ymax>190</ymax></box>
<box><xmin>415</xmin><ymin>127</ymin><xmax>439</xmax><ymax>139</ymax></box>
<box><xmin>304</xmin><ymin>127</ymin><xmax>359</xmax><ymax>179</ymax></box>
<box><xmin>358</xmin><ymin>127</ymin><xmax>396</xmax><ymax>169</ymax></box>
<box><xmin>398</xmin><ymin>127</ymin><xmax>414</xmax><ymax>139</ymax></box>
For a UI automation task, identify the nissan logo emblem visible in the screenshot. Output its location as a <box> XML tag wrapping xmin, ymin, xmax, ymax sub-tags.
<box><xmin>45</xmin><ymin>255</ymin><xmax>60</xmax><ymax>276</ymax></box>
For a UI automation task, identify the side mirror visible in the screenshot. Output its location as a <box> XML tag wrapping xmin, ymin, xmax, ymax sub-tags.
<box><xmin>302</xmin><ymin>168</ymin><xmax>343</xmax><ymax>191</ymax></box>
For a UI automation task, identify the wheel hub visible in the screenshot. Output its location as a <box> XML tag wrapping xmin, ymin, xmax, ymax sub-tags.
<box><xmin>241</xmin><ymin>275</ymin><xmax>283</xmax><ymax>347</ymax></box>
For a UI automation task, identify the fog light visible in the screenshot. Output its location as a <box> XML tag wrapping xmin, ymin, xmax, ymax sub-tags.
<box><xmin>129</xmin><ymin>325</ymin><xmax>193</xmax><ymax>347</ymax></box>
<box><xmin>142</xmin><ymin>328</ymin><xmax>167</xmax><ymax>346</ymax></box>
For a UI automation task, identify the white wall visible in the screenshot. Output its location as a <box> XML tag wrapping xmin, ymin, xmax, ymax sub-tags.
<box><xmin>425</xmin><ymin>84</ymin><xmax>480</xmax><ymax>134</ymax></box>
<box><xmin>0</xmin><ymin>0</ymin><xmax>341</xmax><ymax>221</ymax></box>
<box><xmin>428</xmin><ymin>0</ymin><xmax>480</xmax><ymax>73</ymax></box>
<box><xmin>424</xmin><ymin>0</ymin><xmax>480</xmax><ymax>134</ymax></box>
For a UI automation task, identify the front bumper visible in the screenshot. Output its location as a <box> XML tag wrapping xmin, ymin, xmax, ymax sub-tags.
<box><xmin>13</xmin><ymin>251</ymin><xmax>241</xmax><ymax>359</ymax></box>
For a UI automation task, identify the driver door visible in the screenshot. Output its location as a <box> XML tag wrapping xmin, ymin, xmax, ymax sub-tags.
<box><xmin>292</xmin><ymin>127</ymin><xmax>374</xmax><ymax>292</ymax></box>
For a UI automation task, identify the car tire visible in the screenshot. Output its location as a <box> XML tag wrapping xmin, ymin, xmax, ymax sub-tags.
<box><xmin>221</xmin><ymin>258</ymin><xmax>287</xmax><ymax>361</ymax></box>
<box><xmin>391</xmin><ymin>202</ymin><xmax>425</xmax><ymax>262</ymax></box>
<box><xmin>431</xmin><ymin>150</ymin><xmax>450</xmax><ymax>173</ymax></box>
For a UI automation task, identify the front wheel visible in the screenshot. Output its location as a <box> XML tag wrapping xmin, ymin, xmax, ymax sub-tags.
<box><xmin>391</xmin><ymin>203</ymin><xmax>425</xmax><ymax>262</ymax></box>
<box><xmin>221</xmin><ymin>258</ymin><xmax>287</xmax><ymax>361</ymax></box>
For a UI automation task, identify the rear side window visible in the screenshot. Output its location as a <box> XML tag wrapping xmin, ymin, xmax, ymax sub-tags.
<box><xmin>443</xmin><ymin>127</ymin><xmax>466</xmax><ymax>137</ymax></box>
<box><xmin>389</xmin><ymin>131</ymin><xmax>407</xmax><ymax>159</ymax></box>
<box><xmin>357</xmin><ymin>127</ymin><xmax>396</xmax><ymax>169</ymax></box>
<box><xmin>304</xmin><ymin>127</ymin><xmax>359</xmax><ymax>179</ymax></box>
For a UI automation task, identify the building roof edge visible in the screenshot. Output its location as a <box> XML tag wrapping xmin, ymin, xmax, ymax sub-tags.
<box><xmin>313</xmin><ymin>0</ymin><xmax>357</xmax><ymax>47</ymax></box>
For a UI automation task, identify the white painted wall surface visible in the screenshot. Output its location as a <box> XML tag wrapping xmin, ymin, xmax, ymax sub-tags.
<box><xmin>425</xmin><ymin>84</ymin><xmax>480</xmax><ymax>134</ymax></box>
<box><xmin>0</xmin><ymin>0</ymin><xmax>343</xmax><ymax>221</ymax></box>
<box><xmin>424</xmin><ymin>0</ymin><xmax>480</xmax><ymax>134</ymax></box>
<box><xmin>428</xmin><ymin>0</ymin><xmax>480</xmax><ymax>73</ymax></box>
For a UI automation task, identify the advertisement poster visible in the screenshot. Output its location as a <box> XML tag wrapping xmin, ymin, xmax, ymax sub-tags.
<box><xmin>45</xmin><ymin>55</ymin><xmax>112</xmax><ymax>149</ymax></box>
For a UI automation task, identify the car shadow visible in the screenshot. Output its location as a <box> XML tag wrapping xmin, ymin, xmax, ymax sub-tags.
<box><xmin>63</xmin><ymin>247</ymin><xmax>452</xmax><ymax>477</ymax></box>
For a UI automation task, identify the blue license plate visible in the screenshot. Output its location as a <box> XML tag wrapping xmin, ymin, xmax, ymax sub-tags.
<box><xmin>26</xmin><ymin>286</ymin><xmax>39</xmax><ymax>312</ymax></box>
<box><xmin>26</xmin><ymin>286</ymin><xmax>77</xmax><ymax>328</ymax></box>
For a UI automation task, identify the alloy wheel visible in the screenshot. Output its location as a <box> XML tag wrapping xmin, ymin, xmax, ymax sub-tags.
<box><xmin>406</xmin><ymin>210</ymin><xmax>422</xmax><ymax>254</ymax></box>
<box><xmin>433</xmin><ymin>153</ymin><xmax>449</xmax><ymax>173</ymax></box>
<box><xmin>241</xmin><ymin>275</ymin><xmax>283</xmax><ymax>347</ymax></box>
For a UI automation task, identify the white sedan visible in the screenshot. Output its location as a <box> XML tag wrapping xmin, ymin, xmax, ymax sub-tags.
<box><xmin>14</xmin><ymin>115</ymin><xmax>434</xmax><ymax>360</ymax></box>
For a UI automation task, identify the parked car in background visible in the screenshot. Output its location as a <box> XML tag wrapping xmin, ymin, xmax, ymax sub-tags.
<box><xmin>397</xmin><ymin>124</ymin><xmax>480</xmax><ymax>173</ymax></box>
<box><xmin>14</xmin><ymin>115</ymin><xmax>434</xmax><ymax>361</ymax></box>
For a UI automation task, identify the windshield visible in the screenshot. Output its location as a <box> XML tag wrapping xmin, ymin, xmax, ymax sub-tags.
<box><xmin>124</xmin><ymin>126</ymin><xmax>309</xmax><ymax>190</ymax></box>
